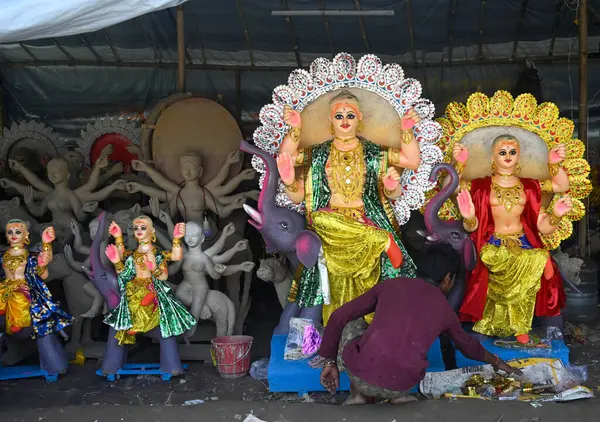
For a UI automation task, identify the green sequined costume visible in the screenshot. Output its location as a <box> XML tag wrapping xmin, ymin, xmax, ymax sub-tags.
<box><xmin>293</xmin><ymin>139</ymin><xmax>417</xmax><ymax>308</ymax></box>
<box><xmin>104</xmin><ymin>250</ymin><xmax>196</xmax><ymax>341</ymax></box>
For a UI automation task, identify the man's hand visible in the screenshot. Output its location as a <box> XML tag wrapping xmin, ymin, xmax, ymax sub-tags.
<box><xmin>494</xmin><ymin>360</ymin><xmax>523</xmax><ymax>376</ymax></box>
<box><xmin>320</xmin><ymin>364</ymin><xmax>340</xmax><ymax>394</ymax></box>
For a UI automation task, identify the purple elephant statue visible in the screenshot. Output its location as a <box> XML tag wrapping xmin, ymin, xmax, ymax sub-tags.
<box><xmin>419</xmin><ymin>163</ymin><xmax>477</xmax><ymax>312</ymax></box>
<box><xmin>83</xmin><ymin>212</ymin><xmax>184</xmax><ymax>380</ymax></box>
<box><xmin>240</xmin><ymin>140</ymin><xmax>322</xmax><ymax>334</ymax></box>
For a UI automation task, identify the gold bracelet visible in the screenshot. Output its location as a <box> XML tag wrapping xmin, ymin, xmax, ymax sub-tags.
<box><xmin>36</xmin><ymin>266</ymin><xmax>48</xmax><ymax>276</ymax></box>
<box><xmin>288</xmin><ymin>127</ymin><xmax>301</xmax><ymax>143</ymax></box>
<box><xmin>454</xmin><ymin>162</ymin><xmax>466</xmax><ymax>176</ymax></box>
<box><xmin>463</xmin><ymin>216</ymin><xmax>477</xmax><ymax>230</ymax></box>
<box><xmin>284</xmin><ymin>180</ymin><xmax>299</xmax><ymax>193</ymax></box>
<box><xmin>114</xmin><ymin>236</ymin><xmax>124</xmax><ymax>248</ymax></box>
<box><xmin>400</xmin><ymin>131</ymin><xmax>412</xmax><ymax>145</ymax></box>
<box><xmin>114</xmin><ymin>261</ymin><xmax>125</xmax><ymax>272</ymax></box>
<box><xmin>42</xmin><ymin>242</ymin><xmax>51</xmax><ymax>253</ymax></box>
<box><xmin>384</xmin><ymin>186</ymin><xmax>396</xmax><ymax>196</ymax></box>
<box><xmin>172</xmin><ymin>237</ymin><xmax>182</xmax><ymax>248</ymax></box>
<box><xmin>388</xmin><ymin>147</ymin><xmax>401</xmax><ymax>166</ymax></box>
<box><xmin>152</xmin><ymin>267</ymin><xmax>163</xmax><ymax>278</ymax></box>
<box><xmin>541</xmin><ymin>179</ymin><xmax>554</xmax><ymax>194</ymax></box>
<box><xmin>549</xmin><ymin>210</ymin><xmax>563</xmax><ymax>226</ymax></box>
<box><xmin>548</xmin><ymin>162</ymin><xmax>561</xmax><ymax>177</ymax></box>
<box><xmin>295</xmin><ymin>149</ymin><xmax>305</xmax><ymax>166</ymax></box>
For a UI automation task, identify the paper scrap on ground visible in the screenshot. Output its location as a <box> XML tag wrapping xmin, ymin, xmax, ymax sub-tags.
<box><xmin>420</xmin><ymin>358</ymin><xmax>593</xmax><ymax>402</ymax></box>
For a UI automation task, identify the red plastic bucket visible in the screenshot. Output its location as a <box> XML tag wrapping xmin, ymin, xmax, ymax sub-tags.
<box><xmin>210</xmin><ymin>335</ymin><xmax>254</xmax><ymax>379</ymax></box>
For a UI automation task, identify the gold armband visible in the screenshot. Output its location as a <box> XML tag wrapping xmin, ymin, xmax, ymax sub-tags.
<box><xmin>460</xmin><ymin>179</ymin><xmax>471</xmax><ymax>192</ymax></box>
<box><xmin>454</xmin><ymin>162</ymin><xmax>466</xmax><ymax>176</ymax></box>
<box><xmin>400</xmin><ymin>130</ymin><xmax>412</xmax><ymax>145</ymax></box>
<box><xmin>549</xmin><ymin>210</ymin><xmax>563</xmax><ymax>226</ymax></box>
<box><xmin>541</xmin><ymin>179</ymin><xmax>554</xmax><ymax>194</ymax></box>
<box><xmin>114</xmin><ymin>236</ymin><xmax>125</xmax><ymax>248</ymax></box>
<box><xmin>463</xmin><ymin>216</ymin><xmax>477</xmax><ymax>230</ymax></box>
<box><xmin>388</xmin><ymin>147</ymin><xmax>401</xmax><ymax>166</ymax></box>
<box><xmin>548</xmin><ymin>162</ymin><xmax>561</xmax><ymax>177</ymax></box>
<box><xmin>172</xmin><ymin>238</ymin><xmax>182</xmax><ymax>248</ymax></box>
<box><xmin>284</xmin><ymin>180</ymin><xmax>299</xmax><ymax>193</ymax></box>
<box><xmin>36</xmin><ymin>266</ymin><xmax>48</xmax><ymax>276</ymax></box>
<box><xmin>114</xmin><ymin>261</ymin><xmax>125</xmax><ymax>272</ymax></box>
<box><xmin>295</xmin><ymin>149</ymin><xmax>305</xmax><ymax>166</ymax></box>
<box><xmin>288</xmin><ymin>127</ymin><xmax>301</xmax><ymax>143</ymax></box>
<box><xmin>41</xmin><ymin>242</ymin><xmax>51</xmax><ymax>253</ymax></box>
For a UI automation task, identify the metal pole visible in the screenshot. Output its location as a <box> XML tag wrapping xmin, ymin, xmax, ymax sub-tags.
<box><xmin>578</xmin><ymin>0</ymin><xmax>589</xmax><ymax>258</ymax></box>
<box><xmin>176</xmin><ymin>5</ymin><xmax>186</xmax><ymax>92</ymax></box>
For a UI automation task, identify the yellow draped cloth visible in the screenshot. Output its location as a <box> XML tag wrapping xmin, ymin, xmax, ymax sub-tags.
<box><xmin>473</xmin><ymin>234</ymin><xmax>548</xmax><ymax>338</ymax></box>
<box><xmin>114</xmin><ymin>277</ymin><xmax>160</xmax><ymax>345</ymax></box>
<box><xmin>0</xmin><ymin>278</ymin><xmax>31</xmax><ymax>333</ymax></box>
<box><xmin>311</xmin><ymin>209</ymin><xmax>390</xmax><ymax>326</ymax></box>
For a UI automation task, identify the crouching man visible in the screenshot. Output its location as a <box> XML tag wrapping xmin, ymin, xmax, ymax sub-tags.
<box><xmin>318</xmin><ymin>243</ymin><xmax>522</xmax><ymax>405</ymax></box>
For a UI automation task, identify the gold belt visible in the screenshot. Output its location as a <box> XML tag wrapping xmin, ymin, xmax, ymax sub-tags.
<box><xmin>492</xmin><ymin>231</ymin><xmax>525</xmax><ymax>252</ymax></box>
<box><xmin>1</xmin><ymin>278</ymin><xmax>27</xmax><ymax>295</ymax></box>
<box><xmin>132</xmin><ymin>277</ymin><xmax>153</xmax><ymax>287</ymax></box>
<box><xmin>330</xmin><ymin>205</ymin><xmax>366</xmax><ymax>222</ymax></box>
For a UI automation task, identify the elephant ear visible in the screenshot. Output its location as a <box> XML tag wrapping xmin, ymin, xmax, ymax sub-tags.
<box><xmin>295</xmin><ymin>230</ymin><xmax>322</xmax><ymax>268</ymax></box>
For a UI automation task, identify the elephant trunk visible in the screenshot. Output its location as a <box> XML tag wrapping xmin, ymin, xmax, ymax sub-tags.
<box><xmin>424</xmin><ymin>163</ymin><xmax>459</xmax><ymax>233</ymax></box>
<box><xmin>240</xmin><ymin>140</ymin><xmax>279</xmax><ymax>216</ymax></box>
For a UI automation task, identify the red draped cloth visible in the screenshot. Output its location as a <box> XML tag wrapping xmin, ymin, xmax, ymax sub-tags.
<box><xmin>458</xmin><ymin>177</ymin><xmax>565</xmax><ymax>323</ymax></box>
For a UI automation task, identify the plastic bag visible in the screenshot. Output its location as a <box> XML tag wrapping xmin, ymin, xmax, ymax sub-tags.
<box><xmin>249</xmin><ymin>358</ymin><xmax>269</xmax><ymax>380</ymax></box>
<box><xmin>284</xmin><ymin>318</ymin><xmax>324</xmax><ymax>361</ymax></box>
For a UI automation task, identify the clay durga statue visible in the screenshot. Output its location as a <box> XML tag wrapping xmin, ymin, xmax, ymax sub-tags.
<box><xmin>0</xmin><ymin>154</ymin><xmax>126</xmax><ymax>244</ymax></box>
<box><xmin>244</xmin><ymin>53</ymin><xmax>445</xmax><ymax>327</ymax></box>
<box><xmin>431</xmin><ymin>90</ymin><xmax>592</xmax><ymax>342</ymax></box>
<box><xmin>125</xmin><ymin>150</ymin><xmax>258</xmax><ymax>222</ymax></box>
<box><xmin>103</xmin><ymin>215</ymin><xmax>196</xmax><ymax>345</ymax></box>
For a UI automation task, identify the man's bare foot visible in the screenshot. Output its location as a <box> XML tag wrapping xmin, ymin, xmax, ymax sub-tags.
<box><xmin>390</xmin><ymin>395</ymin><xmax>418</xmax><ymax>405</ymax></box>
<box><xmin>342</xmin><ymin>393</ymin><xmax>368</xmax><ymax>406</ymax></box>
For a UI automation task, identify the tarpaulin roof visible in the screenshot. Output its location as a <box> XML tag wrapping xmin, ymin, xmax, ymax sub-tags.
<box><xmin>1</xmin><ymin>0</ymin><xmax>600</xmax><ymax>139</ymax></box>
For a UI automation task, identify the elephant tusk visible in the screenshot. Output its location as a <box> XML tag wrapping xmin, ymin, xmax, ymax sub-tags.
<box><xmin>243</xmin><ymin>204</ymin><xmax>264</xmax><ymax>226</ymax></box>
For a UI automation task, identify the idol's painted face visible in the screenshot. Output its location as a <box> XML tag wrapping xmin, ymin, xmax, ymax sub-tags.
<box><xmin>132</xmin><ymin>218</ymin><xmax>153</xmax><ymax>242</ymax></box>
<box><xmin>6</xmin><ymin>223</ymin><xmax>27</xmax><ymax>246</ymax></box>
<box><xmin>330</xmin><ymin>105</ymin><xmax>360</xmax><ymax>137</ymax></box>
<box><xmin>493</xmin><ymin>141</ymin><xmax>520</xmax><ymax>172</ymax></box>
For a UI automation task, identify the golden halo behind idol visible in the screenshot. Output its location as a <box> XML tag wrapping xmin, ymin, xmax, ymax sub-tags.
<box><xmin>427</xmin><ymin>90</ymin><xmax>592</xmax><ymax>250</ymax></box>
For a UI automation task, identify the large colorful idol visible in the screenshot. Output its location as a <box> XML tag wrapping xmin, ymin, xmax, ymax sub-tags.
<box><xmin>244</xmin><ymin>53</ymin><xmax>444</xmax><ymax>326</ymax></box>
<box><xmin>103</xmin><ymin>216</ymin><xmax>196</xmax><ymax>346</ymax></box>
<box><xmin>0</xmin><ymin>220</ymin><xmax>74</xmax><ymax>377</ymax></box>
<box><xmin>431</xmin><ymin>91</ymin><xmax>592</xmax><ymax>342</ymax></box>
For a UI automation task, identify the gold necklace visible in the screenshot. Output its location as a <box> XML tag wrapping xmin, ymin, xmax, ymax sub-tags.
<box><xmin>496</xmin><ymin>172</ymin><xmax>515</xmax><ymax>181</ymax></box>
<box><xmin>328</xmin><ymin>143</ymin><xmax>365</xmax><ymax>203</ymax></box>
<box><xmin>2</xmin><ymin>250</ymin><xmax>29</xmax><ymax>276</ymax></box>
<box><xmin>334</xmin><ymin>136</ymin><xmax>358</xmax><ymax>145</ymax></box>
<box><xmin>492</xmin><ymin>180</ymin><xmax>523</xmax><ymax>213</ymax></box>
<box><xmin>133</xmin><ymin>248</ymin><xmax>155</xmax><ymax>271</ymax></box>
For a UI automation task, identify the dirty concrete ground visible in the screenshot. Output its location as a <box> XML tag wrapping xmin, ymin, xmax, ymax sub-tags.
<box><xmin>1</xmin><ymin>331</ymin><xmax>599</xmax><ymax>422</ymax></box>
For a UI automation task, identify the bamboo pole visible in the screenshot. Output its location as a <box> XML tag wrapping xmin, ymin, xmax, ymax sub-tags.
<box><xmin>578</xmin><ymin>0</ymin><xmax>589</xmax><ymax>258</ymax></box>
<box><xmin>176</xmin><ymin>5</ymin><xmax>186</xmax><ymax>92</ymax></box>
<box><xmin>0</xmin><ymin>78</ymin><xmax>4</xmax><ymax>136</ymax></box>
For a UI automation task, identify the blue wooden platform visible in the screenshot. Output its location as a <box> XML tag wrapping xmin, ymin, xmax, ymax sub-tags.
<box><xmin>0</xmin><ymin>363</ymin><xmax>59</xmax><ymax>383</ymax></box>
<box><xmin>455</xmin><ymin>339</ymin><xmax>570</xmax><ymax>368</ymax></box>
<box><xmin>267</xmin><ymin>334</ymin><xmax>445</xmax><ymax>395</ymax></box>
<box><xmin>96</xmin><ymin>363</ymin><xmax>189</xmax><ymax>382</ymax></box>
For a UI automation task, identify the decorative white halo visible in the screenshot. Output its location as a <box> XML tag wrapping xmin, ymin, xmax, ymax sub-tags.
<box><xmin>251</xmin><ymin>53</ymin><xmax>443</xmax><ymax>226</ymax></box>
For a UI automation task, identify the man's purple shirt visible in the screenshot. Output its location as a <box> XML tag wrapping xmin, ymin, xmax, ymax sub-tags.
<box><xmin>318</xmin><ymin>277</ymin><xmax>486</xmax><ymax>391</ymax></box>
